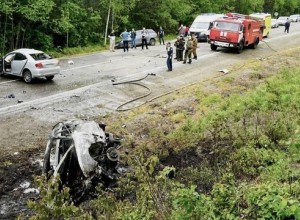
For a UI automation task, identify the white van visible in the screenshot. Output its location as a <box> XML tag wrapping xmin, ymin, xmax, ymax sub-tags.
<box><xmin>189</xmin><ymin>13</ymin><xmax>224</xmax><ymax>42</ymax></box>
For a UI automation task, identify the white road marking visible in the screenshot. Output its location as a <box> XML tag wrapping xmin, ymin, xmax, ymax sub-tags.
<box><xmin>0</xmin><ymin>79</ymin><xmax>19</xmax><ymax>85</ymax></box>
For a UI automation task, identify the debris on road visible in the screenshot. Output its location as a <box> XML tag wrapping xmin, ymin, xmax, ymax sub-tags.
<box><xmin>7</xmin><ymin>94</ymin><xmax>15</xmax><ymax>98</ymax></box>
<box><xmin>219</xmin><ymin>68</ymin><xmax>229</xmax><ymax>74</ymax></box>
<box><xmin>68</xmin><ymin>60</ymin><xmax>74</xmax><ymax>65</ymax></box>
<box><xmin>43</xmin><ymin>119</ymin><xmax>122</xmax><ymax>203</ymax></box>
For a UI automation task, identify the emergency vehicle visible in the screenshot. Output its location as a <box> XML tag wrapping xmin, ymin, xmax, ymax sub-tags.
<box><xmin>249</xmin><ymin>13</ymin><xmax>272</xmax><ymax>37</ymax></box>
<box><xmin>189</xmin><ymin>13</ymin><xmax>224</xmax><ymax>41</ymax></box>
<box><xmin>208</xmin><ymin>13</ymin><xmax>264</xmax><ymax>53</ymax></box>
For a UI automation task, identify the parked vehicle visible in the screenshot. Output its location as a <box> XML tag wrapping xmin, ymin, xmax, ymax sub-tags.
<box><xmin>0</xmin><ymin>48</ymin><xmax>60</xmax><ymax>83</ymax></box>
<box><xmin>271</xmin><ymin>19</ymin><xmax>279</xmax><ymax>28</ymax></box>
<box><xmin>115</xmin><ymin>29</ymin><xmax>157</xmax><ymax>49</ymax></box>
<box><xmin>189</xmin><ymin>13</ymin><xmax>224</xmax><ymax>42</ymax></box>
<box><xmin>249</xmin><ymin>13</ymin><xmax>272</xmax><ymax>37</ymax></box>
<box><xmin>289</xmin><ymin>14</ymin><xmax>300</xmax><ymax>22</ymax></box>
<box><xmin>208</xmin><ymin>13</ymin><xmax>264</xmax><ymax>53</ymax></box>
<box><xmin>277</xmin><ymin>16</ymin><xmax>289</xmax><ymax>26</ymax></box>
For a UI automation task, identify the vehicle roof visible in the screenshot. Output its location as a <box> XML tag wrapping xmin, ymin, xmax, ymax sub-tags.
<box><xmin>289</xmin><ymin>14</ymin><xmax>300</xmax><ymax>17</ymax></box>
<box><xmin>12</xmin><ymin>48</ymin><xmax>44</xmax><ymax>54</ymax></box>
<box><xmin>214</xmin><ymin>18</ymin><xmax>243</xmax><ymax>24</ymax></box>
<box><xmin>278</xmin><ymin>16</ymin><xmax>288</xmax><ymax>19</ymax></box>
<box><xmin>250</xmin><ymin>13</ymin><xmax>271</xmax><ymax>18</ymax></box>
<box><xmin>193</xmin><ymin>14</ymin><xmax>224</xmax><ymax>22</ymax></box>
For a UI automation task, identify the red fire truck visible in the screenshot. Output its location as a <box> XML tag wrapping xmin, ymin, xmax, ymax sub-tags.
<box><xmin>208</xmin><ymin>13</ymin><xmax>264</xmax><ymax>53</ymax></box>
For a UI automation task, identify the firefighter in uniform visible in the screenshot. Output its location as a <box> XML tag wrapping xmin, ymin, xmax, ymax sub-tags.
<box><xmin>178</xmin><ymin>35</ymin><xmax>185</xmax><ymax>61</ymax></box>
<box><xmin>183</xmin><ymin>36</ymin><xmax>193</xmax><ymax>64</ymax></box>
<box><xmin>174</xmin><ymin>36</ymin><xmax>180</xmax><ymax>60</ymax></box>
<box><xmin>191</xmin><ymin>34</ymin><xmax>198</xmax><ymax>60</ymax></box>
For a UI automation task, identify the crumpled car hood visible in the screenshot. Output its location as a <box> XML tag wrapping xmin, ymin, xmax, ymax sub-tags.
<box><xmin>71</xmin><ymin>120</ymin><xmax>106</xmax><ymax>177</ymax></box>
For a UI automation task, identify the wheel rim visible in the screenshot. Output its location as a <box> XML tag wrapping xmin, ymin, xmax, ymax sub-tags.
<box><xmin>24</xmin><ymin>71</ymin><xmax>32</xmax><ymax>83</ymax></box>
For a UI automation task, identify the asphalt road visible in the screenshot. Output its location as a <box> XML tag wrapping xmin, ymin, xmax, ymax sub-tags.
<box><xmin>0</xmin><ymin>23</ymin><xmax>300</xmax><ymax>121</ymax></box>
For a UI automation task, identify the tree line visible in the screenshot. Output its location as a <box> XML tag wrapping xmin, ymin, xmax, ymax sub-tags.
<box><xmin>1</xmin><ymin>0</ymin><xmax>299</xmax><ymax>55</ymax></box>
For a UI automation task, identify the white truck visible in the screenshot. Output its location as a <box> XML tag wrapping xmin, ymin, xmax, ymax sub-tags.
<box><xmin>189</xmin><ymin>13</ymin><xmax>224</xmax><ymax>42</ymax></box>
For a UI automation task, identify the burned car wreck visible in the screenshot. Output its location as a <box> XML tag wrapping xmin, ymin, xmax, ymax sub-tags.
<box><xmin>43</xmin><ymin>119</ymin><xmax>122</xmax><ymax>203</ymax></box>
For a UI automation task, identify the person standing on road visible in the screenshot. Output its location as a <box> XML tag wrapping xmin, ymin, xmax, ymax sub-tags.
<box><xmin>178</xmin><ymin>24</ymin><xmax>185</xmax><ymax>36</ymax></box>
<box><xmin>178</xmin><ymin>35</ymin><xmax>185</xmax><ymax>61</ymax></box>
<box><xmin>109</xmin><ymin>30</ymin><xmax>116</xmax><ymax>52</ymax></box>
<box><xmin>185</xmin><ymin>25</ymin><xmax>190</xmax><ymax>37</ymax></box>
<box><xmin>120</xmin><ymin>28</ymin><xmax>129</xmax><ymax>52</ymax></box>
<box><xmin>284</xmin><ymin>18</ymin><xmax>291</xmax><ymax>33</ymax></box>
<box><xmin>183</xmin><ymin>36</ymin><xmax>193</xmax><ymax>64</ymax></box>
<box><xmin>158</xmin><ymin>26</ymin><xmax>165</xmax><ymax>45</ymax></box>
<box><xmin>131</xmin><ymin>28</ymin><xmax>137</xmax><ymax>49</ymax></box>
<box><xmin>166</xmin><ymin>42</ymin><xmax>173</xmax><ymax>71</ymax></box>
<box><xmin>191</xmin><ymin>34</ymin><xmax>198</xmax><ymax>60</ymax></box>
<box><xmin>141</xmin><ymin>27</ymin><xmax>149</xmax><ymax>50</ymax></box>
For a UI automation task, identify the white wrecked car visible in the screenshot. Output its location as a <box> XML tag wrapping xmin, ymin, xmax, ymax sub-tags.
<box><xmin>43</xmin><ymin>119</ymin><xmax>121</xmax><ymax>203</ymax></box>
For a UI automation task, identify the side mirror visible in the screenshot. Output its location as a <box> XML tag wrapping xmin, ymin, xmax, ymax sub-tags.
<box><xmin>208</xmin><ymin>22</ymin><xmax>213</xmax><ymax>30</ymax></box>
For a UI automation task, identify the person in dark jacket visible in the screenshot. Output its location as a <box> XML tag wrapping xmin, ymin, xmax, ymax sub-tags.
<box><xmin>178</xmin><ymin>35</ymin><xmax>185</xmax><ymax>61</ymax></box>
<box><xmin>158</xmin><ymin>26</ymin><xmax>165</xmax><ymax>45</ymax></box>
<box><xmin>166</xmin><ymin>42</ymin><xmax>173</xmax><ymax>71</ymax></box>
<box><xmin>284</xmin><ymin>18</ymin><xmax>291</xmax><ymax>33</ymax></box>
<box><xmin>131</xmin><ymin>28</ymin><xmax>137</xmax><ymax>49</ymax></box>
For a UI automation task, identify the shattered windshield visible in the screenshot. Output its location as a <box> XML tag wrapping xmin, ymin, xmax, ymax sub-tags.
<box><xmin>30</xmin><ymin>53</ymin><xmax>52</xmax><ymax>61</ymax></box>
<box><xmin>191</xmin><ymin>22</ymin><xmax>210</xmax><ymax>29</ymax></box>
<box><xmin>214</xmin><ymin>21</ymin><xmax>241</xmax><ymax>32</ymax></box>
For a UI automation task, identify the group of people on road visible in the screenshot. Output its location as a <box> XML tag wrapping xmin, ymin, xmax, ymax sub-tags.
<box><xmin>166</xmin><ymin>33</ymin><xmax>198</xmax><ymax>72</ymax></box>
<box><xmin>108</xmin><ymin>24</ymin><xmax>198</xmax><ymax>72</ymax></box>
<box><xmin>109</xmin><ymin>27</ymin><xmax>150</xmax><ymax>52</ymax></box>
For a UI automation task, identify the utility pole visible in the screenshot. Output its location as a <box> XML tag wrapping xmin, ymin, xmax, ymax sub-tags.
<box><xmin>104</xmin><ymin>0</ymin><xmax>112</xmax><ymax>45</ymax></box>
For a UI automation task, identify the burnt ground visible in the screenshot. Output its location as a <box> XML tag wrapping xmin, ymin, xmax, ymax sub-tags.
<box><xmin>0</xmin><ymin>149</ymin><xmax>42</xmax><ymax>219</ymax></box>
<box><xmin>1</xmin><ymin>43</ymin><xmax>300</xmax><ymax>219</ymax></box>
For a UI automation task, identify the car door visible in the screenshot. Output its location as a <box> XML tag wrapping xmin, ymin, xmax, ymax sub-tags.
<box><xmin>0</xmin><ymin>57</ymin><xmax>3</xmax><ymax>73</ymax></box>
<box><xmin>136</xmin><ymin>31</ymin><xmax>142</xmax><ymax>45</ymax></box>
<box><xmin>11</xmin><ymin>53</ymin><xmax>27</xmax><ymax>76</ymax></box>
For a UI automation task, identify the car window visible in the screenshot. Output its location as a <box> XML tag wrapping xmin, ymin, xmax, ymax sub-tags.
<box><xmin>14</xmin><ymin>53</ymin><xmax>27</xmax><ymax>61</ymax></box>
<box><xmin>30</xmin><ymin>53</ymin><xmax>52</xmax><ymax>61</ymax></box>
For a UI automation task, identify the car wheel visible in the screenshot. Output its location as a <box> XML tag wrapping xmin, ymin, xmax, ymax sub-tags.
<box><xmin>46</xmin><ymin>75</ymin><xmax>54</xmax><ymax>81</ymax></box>
<box><xmin>149</xmin><ymin>38</ymin><xmax>156</xmax><ymax>46</ymax></box>
<box><xmin>210</xmin><ymin>44</ymin><xmax>217</xmax><ymax>51</ymax></box>
<box><xmin>23</xmin><ymin>70</ymin><xmax>33</xmax><ymax>83</ymax></box>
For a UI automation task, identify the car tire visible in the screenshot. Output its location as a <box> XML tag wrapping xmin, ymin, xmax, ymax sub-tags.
<box><xmin>46</xmin><ymin>75</ymin><xmax>54</xmax><ymax>81</ymax></box>
<box><xmin>210</xmin><ymin>44</ymin><xmax>217</xmax><ymax>51</ymax></box>
<box><xmin>23</xmin><ymin>70</ymin><xmax>33</xmax><ymax>83</ymax></box>
<box><xmin>149</xmin><ymin>38</ymin><xmax>156</xmax><ymax>46</ymax></box>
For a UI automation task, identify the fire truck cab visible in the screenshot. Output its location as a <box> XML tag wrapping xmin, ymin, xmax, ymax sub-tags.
<box><xmin>208</xmin><ymin>13</ymin><xmax>264</xmax><ymax>53</ymax></box>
